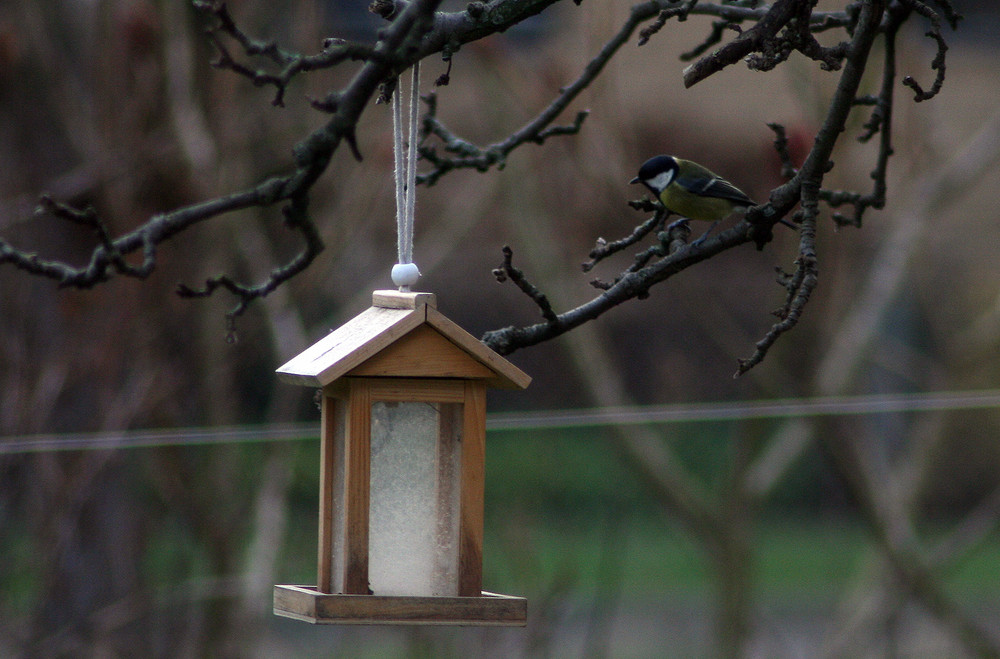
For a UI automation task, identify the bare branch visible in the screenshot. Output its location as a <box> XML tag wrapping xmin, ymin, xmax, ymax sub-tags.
<box><xmin>0</xmin><ymin>0</ymin><xmax>962</xmax><ymax>363</ymax></box>
<box><xmin>418</xmin><ymin>1</ymin><xmax>856</xmax><ymax>185</ymax></box>
<box><xmin>899</xmin><ymin>0</ymin><xmax>959</xmax><ymax>102</ymax></box>
<box><xmin>734</xmin><ymin>210</ymin><xmax>817</xmax><ymax>377</ymax></box>
<box><xmin>735</xmin><ymin>0</ymin><xmax>887</xmax><ymax>374</ymax></box>
<box><xmin>176</xmin><ymin>196</ymin><xmax>323</xmax><ymax>339</ymax></box>
<box><xmin>582</xmin><ymin>209</ymin><xmax>668</xmax><ymax>273</ymax></box>
<box><xmin>588</xmin><ymin>213</ymin><xmax>692</xmax><ymax>294</ymax></box>
<box><xmin>485</xmin><ymin>0</ymin><xmax>905</xmax><ymax>369</ymax></box>
<box><xmin>4</xmin><ymin>0</ymin><xmax>599</xmax><ymax>318</ymax></box>
<box><xmin>483</xmin><ymin>218</ymin><xmax>760</xmax><ymax>356</ymax></box>
<box><xmin>677</xmin><ymin>0</ymin><xmax>858</xmax><ymax>87</ymax></box>
<box><xmin>418</xmin><ymin>92</ymin><xmax>589</xmax><ymax>185</ymax></box>
<box><xmin>637</xmin><ymin>0</ymin><xmax>698</xmax><ymax>47</ymax></box>
<box><xmin>492</xmin><ymin>246</ymin><xmax>558</xmax><ymax>323</ymax></box>
<box><xmin>766</xmin><ymin>123</ymin><xmax>798</xmax><ymax>180</ymax></box>
<box><xmin>193</xmin><ymin>1</ymin><xmax>381</xmax><ymax>107</ymax></box>
<box><xmin>1</xmin><ymin>0</ymin><xmax>447</xmax><ymax>317</ymax></box>
<box><xmin>678</xmin><ymin>19</ymin><xmax>740</xmax><ymax>61</ymax></box>
<box><xmin>681</xmin><ymin>0</ymin><xmax>806</xmax><ymax>88</ymax></box>
<box><xmin>420</xmin><ymin>0</ymin><xmax>661</xmax><ymax>185</ymax></box>
<box><xmin>2</xmin><ymin>179</ymin><xmax>289</xmax><ymax>289</ymax></box>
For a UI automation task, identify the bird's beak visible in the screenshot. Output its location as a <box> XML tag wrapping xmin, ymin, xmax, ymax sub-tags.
<box><xmin>629</xmin><ymin>176</ymin><xmax>640</xmax><ymax>184</ymax></box>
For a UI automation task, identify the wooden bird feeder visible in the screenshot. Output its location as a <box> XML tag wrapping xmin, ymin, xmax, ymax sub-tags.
<box><xmin>272</xmin><ymin>290</ymin><xmax>530</xmax><ymax>625</ymax></box>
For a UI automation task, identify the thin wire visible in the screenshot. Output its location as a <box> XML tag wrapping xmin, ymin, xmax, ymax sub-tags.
<box><xmin>485</xmin><ymin>389</ymin><xmax>1000</xmax><ymax>430</ymax></box>
<box><xmin>0</xmin><ymin>424</ymin><xmax>316</xmax><ymax>455</ymax></box>
<box><xmin>2</xmin><ymin>389</ymin><xmax>1000</xmax><ymax>455</ymax></box>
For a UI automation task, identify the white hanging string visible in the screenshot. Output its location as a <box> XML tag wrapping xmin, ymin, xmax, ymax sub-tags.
<box><xmin>391</xmin><ymin>62</ymin><xmax>421</xmax><ymax>290</ymax></box>
<box><xmin>392</xmin><ymin>77</ymin><xmax>406</xmax><ymax>256</ymax></box>
<box><xmin>404</xmin><ymin>61</ymin><xmax>419</xmax><ymax>262</ymax></box>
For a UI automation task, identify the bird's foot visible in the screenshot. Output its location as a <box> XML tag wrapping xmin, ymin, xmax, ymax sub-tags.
<box><xmin>691</xmin><ymin>221</ymin><xmax>720</xmax><ymax>247</ymax></box>
<box><xmin>666</xmin><ymin>217</ymin><xmax>691</xmax><ymax>232</ymax></box>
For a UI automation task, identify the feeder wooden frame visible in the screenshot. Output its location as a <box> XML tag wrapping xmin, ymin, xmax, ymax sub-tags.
<box><xmin>272</xmin><ymin>290</ymin><xmax>530</xmax><ymax>625</ymax></box>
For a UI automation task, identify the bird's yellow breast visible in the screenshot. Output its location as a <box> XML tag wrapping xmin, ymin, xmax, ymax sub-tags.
<box><xmin>660</xmin><ymin>185</ymin><xmax>741</xmax><ymax>222</ymax></box>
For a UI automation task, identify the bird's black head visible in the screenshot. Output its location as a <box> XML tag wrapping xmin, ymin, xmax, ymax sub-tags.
<box><xmin>630</xmin><ymin>155</ymin><xmax>679</xmax><ymax>194</ymax></box>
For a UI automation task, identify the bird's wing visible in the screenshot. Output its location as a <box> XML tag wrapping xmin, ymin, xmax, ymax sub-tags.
<box><xmin>676</xmin><ymin>172</ymin><xmax>754</xmax><ymax>206</ymax></box>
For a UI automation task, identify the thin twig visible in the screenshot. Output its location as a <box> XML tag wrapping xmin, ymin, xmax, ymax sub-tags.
<box><xmin>582</xmin><ymin>209</ymin><xmax>668</xmax><ymax>272</ymax></box>
<box><xmin>193</xmin><ymin>1</ymin><xmax>381</xmax><ymax>107</ymax></box>
<box><xmin>734</xmin><ymin>0</ymin><xmax>888</xmax><ymax>376</ymax></box>
<box><xmin>899</xmin><ymin>0</ymin><xmax>961</xmax><ymax>102</ymax></box>
<box><xmin>493</xmin><ymin>245</ymin><xmax>558</xmax><ymax>323</ymax></box>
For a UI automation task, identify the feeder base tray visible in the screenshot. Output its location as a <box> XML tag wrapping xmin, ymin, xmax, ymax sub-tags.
<box><xmin>273</xmin><ymin>585</ymin><xmax>527</xmax><ymax>626</ymax></box>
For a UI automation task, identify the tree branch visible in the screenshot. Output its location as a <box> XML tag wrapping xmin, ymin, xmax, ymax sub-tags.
<box><xmin>482</xmin><ymin>218</ymin><xmax>759</xmax><ymax>355</ymax></box>
<box><xmin>582</xmin><ymin>209</ymin><xmax>668</xmax><ymax>274</ymax></box>
<box><xmin>193</xmin><ymin>1</ymin><xmax>382</xmax><ymax>107</ymax></box>
<box><xmin>2</xmin><ymin>0</ymin><xmax>601</xmax><ymax>318</ymax></box>
<box><xmin>735</xmin><ymin>0</ymin><xmax>888</xmax><ymax>374</ymax></box>
<box><xmin>419</xmin><ymin>0</ymin><xmax>659</xmax><ymax>185</ymax></box>
<box><xmin>418</xmin><ymin>93</ymin><xmax>589</xmax><ymax>185</ymax></box>
<box><xmin>899</xmin><ymin>0</ymin><xmax>960</xmax><ymax>102</ymax></box>
<box><xmin>0</xmin><ymin>0</ymin><xmax>961</xmax><ymax>366</ymax></box>
<box><xmin>492</xmin><ymin>245</ymin><xmax>558</xmax><ymax>323</ymax></box>
<box><xmin>176</xmin><ymin>195</ymin><xmax>323</xmax><ymax>339</ymax></box>
<box><xmin>485</xmin><ymin>0</ymin><xmax>933</xmax><ymax>376</ymax></box>
<box><xmin>681</xmin><ymin>0</ymin><xmax>813</xmax><ymax>88</ymax></box>
<box><xmin>418</xmin><ymin>1</ymin><xmax>855</xmax><ymax>185</ymax></box>
<box><xmin>1</xmin><ymin>0</ymin><xmax>447</xmax><ymax>315</ymax></box>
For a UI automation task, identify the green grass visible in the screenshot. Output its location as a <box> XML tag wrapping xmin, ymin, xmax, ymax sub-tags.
<box><xmin>0</xmin><ymin>525</ymin><xmax>41</xmax><ymax>614</ymax></box>
<box><xmin>6</xmin><ymin>429</ymin><xmax>998</xmax><ymax>622</ymax></box>
<box><xmin>483</xmin><ymin>513</ymin><xmax>1000</xmax><ymax>606</ymax></box>
<box><xmin>476</xmin><ymin>425</ymin><xmax>1000</xmax><ymax>608</ymax></box>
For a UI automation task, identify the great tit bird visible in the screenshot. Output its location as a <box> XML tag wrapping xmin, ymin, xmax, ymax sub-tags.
<box><xmin>631</xmin><ymin>155</ymin><xmax>794</xmax><ymax>241</ymax></box>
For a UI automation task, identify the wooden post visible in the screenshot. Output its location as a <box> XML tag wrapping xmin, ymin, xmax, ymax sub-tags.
<box><xmin>343</xmin><ymin>379</ymin><xmax>372</xmax><ymax>594</ymax></box>
<box><xmin>435</xmin><ymin>402</ymin><xmax>460</xmax><ymax>595</ymax></box>
<box><xmin>458</xmin><ymin>380</ymin><xmax>486</xmax><ymax>597</ymax></box>
<box><xmin>317</xmin><ymin>396</ymin><xmax>337</xmax><ymax>594</ymax></box>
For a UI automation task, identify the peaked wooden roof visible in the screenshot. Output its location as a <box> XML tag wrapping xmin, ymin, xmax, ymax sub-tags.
<box><xmin>276</xmin><ymin>290</ymin><xmax>531</xmax><ymax>390</ymax></box>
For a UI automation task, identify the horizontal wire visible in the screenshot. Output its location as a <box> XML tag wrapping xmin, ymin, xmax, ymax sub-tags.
<box><xmin>1</xmin><ymin>389</ymin><xmax>999</xmax><ymax>455</ymax></box>
<box><xmin>0</xmin><ymin>423</ymin><xmax>316</xmax><ymax>455</ymax></box>
<box><xmin>485</xmin><ymin>389</ymin><xmax>1000</xmax><ymax>430</ymax></box>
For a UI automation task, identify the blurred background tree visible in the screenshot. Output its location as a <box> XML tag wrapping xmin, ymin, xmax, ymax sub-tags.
<box><xmin>2</xmin><ymin>1</ymin><xmax>999</xmax><ymax>657</ymax></box>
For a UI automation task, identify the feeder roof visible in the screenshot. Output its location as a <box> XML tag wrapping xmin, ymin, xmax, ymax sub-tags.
<box><xmin>276</xmin><ymin>291</ymin><xmax>531</xmax><ymax>390</ymax></box>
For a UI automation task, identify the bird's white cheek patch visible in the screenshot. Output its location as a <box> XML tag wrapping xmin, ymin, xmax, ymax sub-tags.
<box><xmin>648</xmin><ymin>171</ymin><xmax>674</xmax><ymax>191</ymax></box>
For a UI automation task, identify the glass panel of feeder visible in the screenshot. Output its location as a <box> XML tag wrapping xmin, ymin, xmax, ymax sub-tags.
<box><xmin>369</xmin><ymin>400</ymin><xmax>462</xmax><ymax>596</ymax></box>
